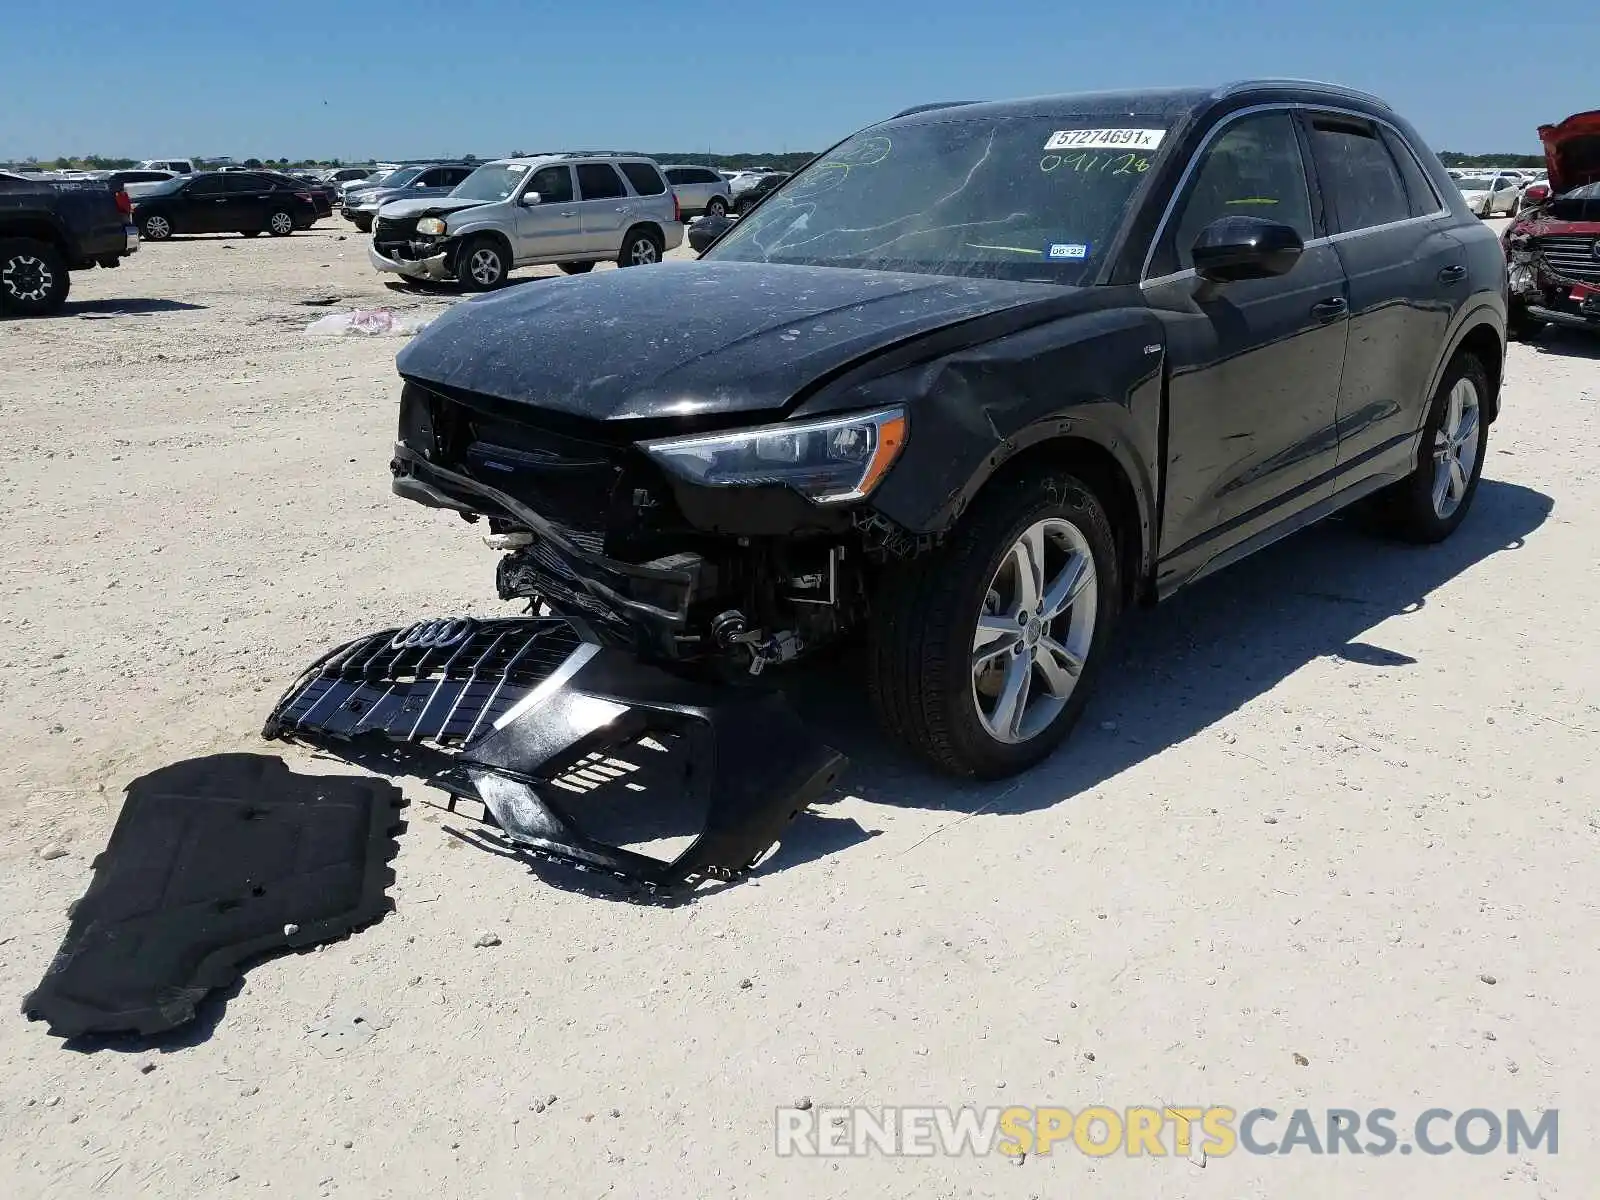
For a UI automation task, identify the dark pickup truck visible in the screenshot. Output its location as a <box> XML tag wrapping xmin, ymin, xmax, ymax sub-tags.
<box><xmin>0</xmin><ymin>172</ymin><xmax>139</xmax><ymax>316</ymax></box>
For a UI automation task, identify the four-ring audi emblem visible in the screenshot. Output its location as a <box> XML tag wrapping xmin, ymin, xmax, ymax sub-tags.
<box><xmin>389</xmin><ymin>618</ymin><xmax>476</xmax><ymax>651</ymax></box>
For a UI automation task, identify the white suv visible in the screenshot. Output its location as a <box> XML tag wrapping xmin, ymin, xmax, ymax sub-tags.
<box><xmin>369</xmin><ymin>154</ymin><xmax>684</xmax><ymax>290</ymax></box>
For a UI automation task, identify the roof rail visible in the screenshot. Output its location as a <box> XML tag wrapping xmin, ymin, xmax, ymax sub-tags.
<box><xmin>1215</xmin><ymin>78</ymin><xmax>1392</xmax><ymax>110</ymax></box>
<box><xmin>891</xmin><ymin>100</ymin><xmax>983</xmax><ymax>119</ymax></box>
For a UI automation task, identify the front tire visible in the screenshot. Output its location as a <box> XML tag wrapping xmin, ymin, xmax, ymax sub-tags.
<box><xmin>140</xmin><ymin>213</ymin><xmax>172</xmax><ymax>241</ymax></box>
<box><xmin>266</xmin><ymin>209</ymin><xmax>294</xmax><ymax>237</ymax></box>
<box><xmin>1364</xmin><ymin>352</ymin><xmax>1489</xmax><ymax>543</ymax></box>
<box><xmin>455</xmin><ymin>236</ymin><xmax>507</xmax><ymax>291</ymax></box>
<box><xmin>868</xmin><ymin>471</ymin><xmax>1121</xmax><ymax>779</ymax></box>
<box><xmin>558</xmin><ymin>261</ymin><xmax>594</xmax><ymax>275</ymax></box>
<box><xmin>352</xmin><ymin>214</ymin><xmax>372</xmax><ymax>233</ymax></box>
<box><xmin>0</xmin><ymin>238</ymin><xmax>71</xmax><ymax>316</ymax></box>
<box><xmin>617</xmin><ymin>227</ymin><xmax>663</xmax><ymax>267</ymax></box>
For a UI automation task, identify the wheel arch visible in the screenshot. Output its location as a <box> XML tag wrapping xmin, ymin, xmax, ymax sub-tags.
<box><xmin>1453</xmin><ymin>321</ymin><xmax>1504</xmax><ymax>424</ymax></box>
<box><xmin>620</xmin><ymin>221</ymin><xmax>664</xmax><ymax>250</ymax></box>
<box><xmin>962</xmin><ymin>430</ymin><xmax>1154</xmax><ymax>608</ymax></box>
<box><xmin>455</xmin><ymin>227</ymin><xmax>515</xmax><ymax>268</ymax></box>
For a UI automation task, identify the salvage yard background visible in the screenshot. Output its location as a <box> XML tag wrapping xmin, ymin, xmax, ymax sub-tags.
<box><xmin>1</xmin><ymin>224</ymin><xmax>1597</xmax><ymax>1197</ymax></box>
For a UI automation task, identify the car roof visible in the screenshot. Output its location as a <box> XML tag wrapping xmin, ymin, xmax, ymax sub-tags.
<box><xmin>495</xmin><ymin>153</ymin><xmax>662</xmax><ymax>168</ymax></box>
<box><xmin>875</xmin><ymin>79</ymin><xmax>1392</xmax><ymax>131</ymax></box>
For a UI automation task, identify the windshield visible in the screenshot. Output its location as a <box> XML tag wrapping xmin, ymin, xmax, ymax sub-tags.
<box><xmin>450</xmin><ymin>163</ymin><xmax>529</xmax><ymax>202</ymax></box>
<box><xmin>1455</xmin><ymin>176</ymin><xmax>1495</xmax><ymax>190</ymax></box>
<box><xmin>707</xmin><ymin>116</ymin><xmax>1171</xmax><ymax>283</ymax></box>
<box><xmin>375</xmin><ymin>166</ymin><xmax>425</xmax><ymax>188</ymax></box>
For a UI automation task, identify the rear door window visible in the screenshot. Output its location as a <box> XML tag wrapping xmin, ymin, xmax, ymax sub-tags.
<box><xmin>1152</xmin><ymin>111</ymin><xmax>1315</xmax><ymax>277</ymax></box>
<box><xmin>1307</xmin><ymin>117</ymin><xmax>1412</xmax><ymax>233</ymax></box>
<box><xmin>664</xmin><ymin>168</ymin><xmax>689</xmax><ymax>185</ymax></box>
<box><xmin>187</xmin><ymin>175</ymin><xmax>227</xmax><ymax>196</ymax></box>
<box><xmin>576</xmin><ymin>163</ymin><xmax>627</xmax><ymax>201</ymax></box>
<box><xmin>618</xmin><ymin>162</ymin><xmax>666</xmax><ymax>196</ymax></box>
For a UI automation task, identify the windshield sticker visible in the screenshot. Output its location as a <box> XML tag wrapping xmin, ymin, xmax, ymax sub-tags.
<box><xmin>505</xmin><ymin>164</ymin><xmax>528</xmax><ymax>174</ymax></box>
<box><xmin>1046</xmin><ymin>242</ymin><xmax>1090</xmax><ymax>261</ymax></box>
<box><xmin>1044</xmin><ymin>128</ymin><xmax>1165</xmax><ymax>152</ymax></box>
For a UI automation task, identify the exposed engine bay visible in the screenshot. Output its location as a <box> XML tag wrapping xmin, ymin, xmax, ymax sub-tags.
<box><xmin>390</xmin><ymin>379</ymin><xmax>919</xmax><ymax>676</ymax></box>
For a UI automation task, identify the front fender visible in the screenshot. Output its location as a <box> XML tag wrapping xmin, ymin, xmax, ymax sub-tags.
<box><xmin>821</xmin><ymin>308</ymin><xmax>1165</xmax><ymax>553</ymax></box>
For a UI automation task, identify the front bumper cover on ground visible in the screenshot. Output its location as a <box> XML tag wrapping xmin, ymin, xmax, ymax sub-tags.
<box><xmin>263</xmin><ymin>616</ymin><xmax>846</xmax><ymax>890</ymax></box>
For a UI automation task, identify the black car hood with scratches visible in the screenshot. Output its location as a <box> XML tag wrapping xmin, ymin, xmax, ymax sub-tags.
<box><xmin>396</xmin><ymin>260</ymin><xmax>1075</xmax><ymax>424</ymax></box>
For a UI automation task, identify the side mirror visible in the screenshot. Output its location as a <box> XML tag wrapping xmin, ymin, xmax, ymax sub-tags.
<box><xmin>1191</xmin><ymin>216</ymin><xmax>1304</xmax><ymax>283</ymax></box>
<box><xmin>519</xmin><ymin>190</ymin><xmax>542</xmax><ymax>206</ymax></box>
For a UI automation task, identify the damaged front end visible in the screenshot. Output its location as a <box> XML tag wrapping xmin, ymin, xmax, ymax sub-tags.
<box><xmin>389</xmin><ymin>379</ymin><xmax>914</xmax><ymax>676</ymax></box>
<box><xmin>1505</xmin><ymin>111</ymin><xmax>1600</xmax><ymax>333</ymax></box>
<box><xmin>264</xmin><ymin>616</ymin><xmax>845</xmax><ymax>890</ymax></box>
<box><xmin>369</xmin><ymin>213</ymin><xmax>459</xmax><ymax>281</ymax></box>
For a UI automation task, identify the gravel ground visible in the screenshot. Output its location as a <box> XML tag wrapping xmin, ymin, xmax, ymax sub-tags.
<box><xmin>1</xmin><ymin>220</ymin><xmax>1596</xmax><ymax>1198</ymax></box>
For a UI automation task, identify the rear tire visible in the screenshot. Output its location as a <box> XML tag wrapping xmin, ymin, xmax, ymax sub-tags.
<box><xmin>455</xmin><ymin>236</ymin><xmax>507</xmax><ymax>291</ymax></box>
<box><xmin>617</xmin><ymin>227</ymin><xmax>663</xmax><ymax>267</ymax></box>
<box><xmin>0</xmin><ymin>237</ymin><xmax>71</xmax><ymax>316</ymax></box>
<box><xmin>558</xmin><ymin>261</ymin><xmax>595</xmax><ymax>275</ymax></box>
<box><xmin>1362</xmin><ymin>352</ymin><xmax>1489</xmax><ymax>543</ymax></box>
<box><xmin>705</xmin><ymin>196</ymin><xmax>728</xmax><ymax>218</ymax></box>
<box><xmin>867</xmin><ymin>470</ymin><xmax>1122</xmax><ymax>779</ymax></box>
<box><xmin>266</xmin><ymin>209</ymin><xmax>294</xmax><ymax>237</ymax></box>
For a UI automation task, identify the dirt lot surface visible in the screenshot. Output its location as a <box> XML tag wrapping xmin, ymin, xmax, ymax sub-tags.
<box><xmin>1</xmin><ymin>220</ymin><xmax>1596</xmax><ymax>1198</ymax></box>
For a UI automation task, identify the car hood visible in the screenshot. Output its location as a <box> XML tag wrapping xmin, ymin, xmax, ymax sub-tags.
<box><xmin>1539</xmin><ymin>110</ymin><xmax>1600</xmax><ymax>194</ymax></box>
<box><xmin>377</xmin><ymin>195</ymin><xmax>491</xmax><ymax>220</ymax></box>
<box><xmin>397</xmin><ymin>260</ymin><xmax>1078</xmax><ymax>424</ymax></box>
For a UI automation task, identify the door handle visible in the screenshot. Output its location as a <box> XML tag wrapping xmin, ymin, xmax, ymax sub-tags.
<box><xmin>1311</xmin><ymin>297</ymin><xmax>1347</xmax><ymax>322</ymax></box>
<box><xmin>1438</xmin><ymin>264</ymin><xmax>1467</xmax><ymax>284</ymax></box>
<box><xmin>558</xmin><ymin>211</ymin><xmax>576</xmax><ymax>218</ymax></box>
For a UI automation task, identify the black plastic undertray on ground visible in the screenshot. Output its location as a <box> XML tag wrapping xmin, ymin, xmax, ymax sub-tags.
<box><xmin>262</xmin><ymin>616</ymin><xmax>846</xmax><ymax>891</ymax></box>
<box><xmin>22</xmin><ymin>754</ymin><xmax>405</xmax><ymax>1039</ymax></box>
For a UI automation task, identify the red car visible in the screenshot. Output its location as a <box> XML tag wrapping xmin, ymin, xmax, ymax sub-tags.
<box><xmin>1502</xmin><ymin>110</ymin><xmax>1600</xmax><ymax>338</ymax></box>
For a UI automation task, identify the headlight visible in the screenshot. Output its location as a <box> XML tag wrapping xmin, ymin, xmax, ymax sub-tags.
<box><xmin>640</xmin><ymin>407</ymin><xmax>907</xmax><ymax>503</ymax></box>
<box><xmin>415</xmin><ymin>217</ymin><xmax>447</xmax><ymax>236</ymax></box>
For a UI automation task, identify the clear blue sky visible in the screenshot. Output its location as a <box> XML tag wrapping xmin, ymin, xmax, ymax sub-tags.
<box><xmin>4</xmin><ymin>0</ymin><xmax>1593</xmax><ymax>161</ymax></box>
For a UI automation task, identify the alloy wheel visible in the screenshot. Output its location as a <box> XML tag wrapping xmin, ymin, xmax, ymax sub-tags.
<box><xmin>468</xmin><ymin>248</ymin><xmax>502</xmax><ymax>286</ymax></box>
<box><xmin>144</xmin><ymin>215</ymin><xmax>171</xmax><ymax>240</ymax></box>
<box><xmin>1432</xmin><ymin>375</ymin><xmax>1481</xmax><ymax>519</ymax></box>
<box><xmin>2</xmin><ymin>253</ymin><xmax>52</xmax><ymax>302</ymax></box>
<box><xmin>270</xmin><ymin>212</ymin><xmax>293</xmax><ymax>235</ymax></box>
<box><xmin>629</xmin><ymin>238</ymin><xmax>659</xmax><ymax>265</ymax></box>
<box><xmin>970</xmin><ymin>518</ymin><xmax>1098</xmax><ymax>744</ymax></box>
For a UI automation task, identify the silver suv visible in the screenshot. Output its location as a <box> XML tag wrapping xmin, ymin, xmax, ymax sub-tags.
<box><xmin>369</xmin><ymin>153</ymin><xmax>684</xmax><ymax>290</ymax></box>
<box><xmin>662</xmin><ymin>164</ymin><xmax>733</xmax><ymax>218</ymax></box>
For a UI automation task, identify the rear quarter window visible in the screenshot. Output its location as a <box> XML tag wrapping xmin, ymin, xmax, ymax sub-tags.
<box><xmin>618</xmin><ymin>162</ymin><xmax>666</xmax><ymax>196</ymax></box>
<box><xmin>1379</xmin><ymin>128</ymin><xmax>1444</xmax><ymax>217</ymax></box>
